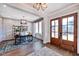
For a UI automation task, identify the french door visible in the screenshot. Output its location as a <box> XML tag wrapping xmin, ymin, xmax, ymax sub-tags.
<box><xmin>50</xmin><ymin>13</ymin><xmax>77</xmax><ymax>52</ymax></box>
<box><xmin>50</xmin><ymin>18</ymin><xmax>60</xmax><ymax>46</ymax></box>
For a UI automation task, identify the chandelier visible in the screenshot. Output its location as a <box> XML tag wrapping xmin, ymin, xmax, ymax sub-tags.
<box><xmin>33</xmin><ymin>3</ymin><xmax>47</xmax><ymax>11</ymax></box>
<box><xmin>20</xmin><ymin>16</ymin><xmax>27</xmax><ymax>24</ymax></box>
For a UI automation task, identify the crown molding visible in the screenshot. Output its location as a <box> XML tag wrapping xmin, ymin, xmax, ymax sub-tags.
<box><xmin>5</xmin><ymin>3</ymin><xmax>41</xmax><ymax>17</ymax></box>
<box><xmin>0</xmin><ymin>16</ymin><xmax>33</xmax><ymax>23</ymax></box>
<box><xmin>47</xmin><ymin>4</ymin><xmax>79</xmax><ymax>17</ymax></box>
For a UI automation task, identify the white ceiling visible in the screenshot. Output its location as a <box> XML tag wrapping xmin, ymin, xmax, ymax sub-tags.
<box><xmin>0</xmin><ymin>3</ymin><xmax>75</xmax><ymax>21</ymax></box>
<box><xmin>0</xmin><ymin>3</ymin><xmax>40</xmax><ymax>22</ymax></box>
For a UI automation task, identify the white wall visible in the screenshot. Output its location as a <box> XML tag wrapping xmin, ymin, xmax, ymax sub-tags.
<box><xmin>43</xmin><ymin>4</ymin><xmax>79</xmax><ymax>54</ymax></box>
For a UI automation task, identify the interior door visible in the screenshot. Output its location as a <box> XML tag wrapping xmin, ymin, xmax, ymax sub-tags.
<box><xmin>50</xmin><ymin>19</ymin><xmax>60</xmax><ymax>46</ymax></box>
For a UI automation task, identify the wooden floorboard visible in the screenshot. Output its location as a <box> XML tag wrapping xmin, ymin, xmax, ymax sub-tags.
<box><xmin>45</xmin><ymin>43</ymin><xmax>74</xmax><ymax>56</ymax></box>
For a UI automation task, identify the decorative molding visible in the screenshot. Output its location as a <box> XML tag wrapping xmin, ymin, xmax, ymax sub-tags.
<box><xmin>5</xmin><ymin>3</ymin><xmax>41</xmax><ymax>17</ymax></box>
<box><xmin>47</xmin><ymin>4</ymin><xmax>79</xmax><ymax>18</ymax></box>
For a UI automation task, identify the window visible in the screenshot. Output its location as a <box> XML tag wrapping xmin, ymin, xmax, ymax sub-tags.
<box><xmin>35</xmin><ymin>22</ymin><xmax>38</xmax><ymax>33</ymax></box>
<box><xmin>35</xmin><ymin>21</ymin><xmax>42</xmax><ymax>34</ymax></box>
<box><xmin>39</xmin><ymin>21</ymin><xmax>42</xmax><ymax>34</ymax></box>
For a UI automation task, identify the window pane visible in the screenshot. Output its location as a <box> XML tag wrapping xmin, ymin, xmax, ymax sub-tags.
<box><xmin>68</xmin><ymin>16</ymin><xmax>74</xmax><ymax>33</ymax></box>
<box><xmin>55</xmin><ymin>20</ymin><xmax>58</xmax><ymax>37</ymax></box>
<box><xmin>52</xmin><ymin>21</ymin><xmax>54</xmax><ymax>26</ymax></box>
<box><xmin>39</xmin><ymin>21</ymin><xmax>42</xmax><ymax>34</ymax></box>
<box><xmin>52</xmin><ymin>26</ymin><xmax>55</xmax><ymax>32</ymax></box>
<box><xmin>62</xmin><ymin>33</ymin><xmax>67</xmax><ymax>40</ymax></box>
<box><xmin>55</xmin><ymin>32</ymin><xmax>58</xmax><ymax>38</ymax></box>
<box><xmin>68</xmin><ymin>16</ymin><xmax>74</xmax><ymax>25</ymax></box>
<box><xmin>68</xmin><ymin>25</ymin><xmax>74</xmax><ymax>33</ymax></box>
<box><xmin>52</xmin><ymin>32</ymin><xmax>54</xmax><ymax>37</ymax></box>
<box><xmin>62</xmin><ymin>26</ymin><xmax>67</xmax><ymax>33</ymax></box>
<box><xmin>62</xmin><ymin>18</ymin><xmax>67</xmax><ymax>25</ymax></box>
<box><xmin>35</xmin><ymin>22</ymin><xmax>38</xmax><ymax>33</ymax></box>
<box><xmin>55</xmin><ymin>20</ymin><xmax>58</xmax><ymax>26</ymax></box>
<box><xmin>52</xmin><ymin>21</ymin><xmax>55</xmax><ymax>32</ymax></box>
<box><xmin>62</xmin><ymin>18</ymin><xmax>67</xmax><ymax>33</ymax></box>
<box><xmin>68</xmin><ymin>34</ymin><xmax>74</xmax><ymax>41</ymax></box>
<box><xmin>55</xmin><ymin>26</ymin><xmax>58</xmax><ymax>32</ymax></box>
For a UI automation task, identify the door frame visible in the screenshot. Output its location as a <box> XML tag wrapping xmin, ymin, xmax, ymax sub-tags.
<box><xmin>50</xmin><ymin>13</ymin><xmax>77</xmax><ymax>53</ymax></box>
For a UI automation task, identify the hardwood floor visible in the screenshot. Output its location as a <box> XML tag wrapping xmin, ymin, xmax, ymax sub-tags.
<box><xmin>46</xmin><ymin>43</ymin><xmax>75</xmax><ymax>56</ymax></box>
<box><xmin>1</xmin><ymin>39</ymin><xmax>74</xmax><ymax>56</ymax></box>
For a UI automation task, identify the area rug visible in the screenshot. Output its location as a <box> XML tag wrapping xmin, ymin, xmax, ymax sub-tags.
<box><xmin>28</xmin><ymin>47</ymin><xmax>62</xmax><ymax>56</ymax></box>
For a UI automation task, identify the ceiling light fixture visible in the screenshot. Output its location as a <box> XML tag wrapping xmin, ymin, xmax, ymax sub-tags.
<box><xmin>33</xmin><ymin>3</ymin><xmax>47</xmax><ymax>11</ymax></box>
<box><xmin>20</xmin><ymin>16</ymin><xmax>27</xmax><ymax>24</ymax></box>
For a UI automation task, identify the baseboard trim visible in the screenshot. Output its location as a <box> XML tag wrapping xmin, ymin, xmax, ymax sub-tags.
<box><xmin>76</xmin><ymin>53</ymin><xmax>79</xmax><ymax>56</ymax></box>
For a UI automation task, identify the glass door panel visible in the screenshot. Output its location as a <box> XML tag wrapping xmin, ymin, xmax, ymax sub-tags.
<box><xmin>51</xmin><ymin>20</ymin><xmax>59</xmax><ymax>38</ymax></box>
<box><xmin>52</xmin><ymin>21</ymin><xmax>54</xmax><ymax>26</ymax></box>
<box><xmin>62</xmin><ymin>33</ymin><xmax>67</xmax><ymax>40</ymax></box>
<box><xmin>52</xmin><ymin>21</ymin><xmax>55</xmax><ymax>37</ymax></box>
<box><xmin>55</xmin><ymin>20</ymin><xmax>58</xmax><ymax>38</ymax></box>
<box><xmin>52</xmin><ymin>32</ymin><xmax>54</xmax><ymax>37</ymax></box>
<box><xmin>68</xmin><ymin>26</ymin><xmax>74</xmax><ymax>33</ymax></box>
<box><xmin>62</xmin><ymin>16</ymin><xmax>74</xmax><ymax>41</ymax></box>
<box><xmin>55</xmin><ymin>32</ymin><xmax>58</xmax><ymax>38</ymax></box>
<box><xmin>55</xmin><ymin>20</ymin><xmax>58</xmax><ymax>25</ymax></box>
<box><xmin>68</xmin><ymin>16</ymin><xmax>74</xmax><ymax>33</ymax></box>
<box><xmin>55</xmin><ymin>26</ymin><xmax>58</xmax><ymax>33</ymax></box>
<box><xmin>62</xmin><ymin>18</ymin><xmax>67</xmax><ymax>40</ymax></box>
<box><xmin>68</xmin><ymin>16</ymin><xmax>74</xmax><ymax>41</ymax></box>
<box><xmin>52</xmin><ymin>27</ymin><xmax>55</xmax><ymax>32</ymax></box>
<box><xmin>62</xmin><ymin>18</ymin><xmax>67</xmax><ymax>25</ymax></box>
<box><xmin>68</xmin><ymin>34</ymin><xmax>74</xmax><ymax>41</ymax></box>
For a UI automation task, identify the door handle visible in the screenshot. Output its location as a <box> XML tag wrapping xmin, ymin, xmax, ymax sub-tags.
<box><xmin>59</xmin><ymin>32</ymin><xmax>62</xmax><ymax>36</ymax></box>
